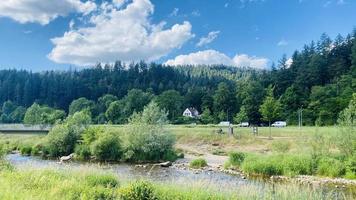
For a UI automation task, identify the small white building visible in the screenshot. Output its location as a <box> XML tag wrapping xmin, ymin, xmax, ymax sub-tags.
<box><xmin>182</xmin><ymin>107</ymin><xmax>199</xmax><ymax>118</ymax></box>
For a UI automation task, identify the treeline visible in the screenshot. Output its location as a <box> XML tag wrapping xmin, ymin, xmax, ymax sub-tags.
<box><xmin>0</xmin><ymin>30</ymin><xmax>355</xmax><ymax>125</ymax></box>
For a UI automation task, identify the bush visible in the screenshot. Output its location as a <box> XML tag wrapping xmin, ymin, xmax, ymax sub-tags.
<box><xmin>75</xmin><ymin>144</ymin><xmax>91</xmax><ymax>160</ymax></box>
<box><xmin>271</xmin><ymin>141</ymin><xmax>290</xmax><ymax>153</ymax></box>
<box><xmin>282</xmin><ymin>154</ymin><xmax>312</xmax><ymax>176</ymax></box>
<box><xmin>344</xmin><ymin>155</ymin><xmax>356</xmax><ymax>179</ymax></box>
<box><xmin>45</xmin><ymin>124</ymin><xmax>77</xmax><ymax>157</ymax></box>
<box><xmin>317</xmin><ymin>157</ymin><xmax>346</xmax><ymax>177</ymax></box>
<box><xmin>85</xmin><ymin>174</ymin><xmax>119</xmax><ymax>188</ymax></box>
<box><xmin>84</xmin><ymin>186</ymin><xmax>117</xmax><ymax>200</ymax></box>
<box><xmin>20</xmin><ymin>145</ymin><xmax>32</xmax><ymax>156</ymax></box>
<box><xmin>242</xmin><ymin>155</ymin><xmax>283</xmax><ymax>176</ymax></box>
<box><xmin>190</xmin><ymin>158</ymin><xmax>208</xmax><ymax>169</ymax></box>
<box><xmin>118</xmin><ymin>181</ymin><xmax>158</xmax><ymax>200</ymax></box>
<box><xmin>91</xmin><ymin>133</ymin><xmax>122</xmax><ymax>162</ymax></box>
<box><xmin>124</xmin><ymin>102</ymin><xmax>177</xmax><ymax>162</ymax></box>
<box><xmin>228</xmin><ymin>152</ymin><xmax>245</xmax><ymax>167</ymax></box>
<box><xmin>44</xmin><ymin>111</ymin><xmax>91</xmax><ymax>157</ymax></box>
<box><xmin>30</xmin><ymin>144</ymin><xmax>42</xmax><ymax>156</ymax></box>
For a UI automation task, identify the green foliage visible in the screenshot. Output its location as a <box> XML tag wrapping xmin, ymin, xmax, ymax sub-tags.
<box><xmin>282</xmin><ymin>155</ymin><xmax>313</xmax><ymax>177</ymax></box>
<box><xmin>156</xmin><ymin>90</ymin><xmax>183</xmax><ymax>121</ymax></box>
<box><xmin>234</xmin><ymin>106</ymin><xmax>248</xmax><ymax>124</ymax></box>
<box><xmin>317</xmin><ymin>157</ymin><xmax>346</xmax><ymax>177</ymax></box>
<box><xmin>118</xmin><ymin>181</ymin><xmax>158</xmax><ymax>200</ymax></box>
<box><xmin>200</xmin><ymin>108</ymin><xmax>214</xmax><ymax>124</ymax></box>
<box><xmin>31</xmin><ymin>144</ymin><xmax>42</xmax><ymax>156</ymax></box>
<box><xmin>259</xmin><ymin>85</ymin><xmax>282</xmax><ymax>124</ymax></box>
<box><xmin>241</xmin><ymin>155</ymin><xmax>283</xmax><ymax>176</ymax></box>
<box><xmin>125</xmin><ymin>102</ymin><xmax>176</xmax><ymax>162</ymax></box>
<box><xmin>213</xmin><ymin>82</ymin><xmax>236</xmax><ymax>122</ymax></box>
<box><xmin>91</xmin><ymin>132</ymin><xmax>123</xmax><ymax>162</ymax></box>
<box><xmin>19</xmin><ymin>145</ymin><xmax>32</xmax><ymax>156</ymax></box>
<box><xmin>97</xmin><ymin>94</ymin><xmax>118</xmax><ymax>113</ymax></box>
<box><xmin>344</xmin><ymin>155</ymin><xmax>356</xmax><ymax>179</ymax></box>
<box><xmin>24</xmin><ymin>103</ymin><xmax>66</xmax><ymax>124</ymax></box>
<box><xmin>329</xmin><ymin>95</ymin><xmax>356</xmax><ymax>157</ymax></box>
<box><xmin>85</xmin><ymin>174</ymin><xmax>119</xmax><ymax>188</ymax></box>
<box><xmin>228</xmin><ymin>152</ymin><xmax>245</xmax><ymax>167</ymax></box>
<box><xmin>45</xmin><ymin>125</ymin><xmax>76</xmax><ymax>157</ymax></box>
<box><xmin>0</xmin><ymin>101</ymin><xmax>18</xmax><ymax>123</ymax></box>
<box><xmin>45</xmin><ymin>111</ymin><xmax>91</xmax><ymax>157</ymax></box>
<box><xmin>81</xmin><ymin>126</ymin><xmax>105</xmax><ymax>145</ymax></box>
<box><xmin>74</xmin><ymin>144</ymin><xmax>91</xmax><ymax>160</ymax></box>
<box><xmin>106</xmin><ymin>100</ymin><xmax>125</xmax><ymax>124</ymax></box>
<box><xmin>10</xmin><ymin>106</ymin><xmax>26</xmax><ymax>123</ymax></box>
<box><xmin>105</xmin><ymin>89</ymin><xmax>152</xmax><ymax>124</ymax></box>
<box><xmin>190</xmin><ymin>158</ymin><xmax>208</xmax><ymax>169</ymax></box>
<box><xmin>271</xmin><ymin>141</ymin><xmax>290</xmax><ymax>153</ymax></box>
<box><xmin>69</xmin><ymin>97</ymin><xmax>95</xmax><ymax>116</ymax></box>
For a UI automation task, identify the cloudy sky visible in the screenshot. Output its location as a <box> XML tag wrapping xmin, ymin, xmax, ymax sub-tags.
<box><xmin>0</xmin><ymin>0</ymin><xmax>355</xmax><ymax>71</ymax></box>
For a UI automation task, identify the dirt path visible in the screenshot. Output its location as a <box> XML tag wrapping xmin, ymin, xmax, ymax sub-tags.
<box><xmin>176</xmin><ymin>144</ymin><xmax>228</xmax><ymax>167</ymax></box>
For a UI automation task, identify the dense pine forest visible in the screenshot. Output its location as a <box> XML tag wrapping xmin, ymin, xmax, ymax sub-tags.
<box><xmin>0</xmin><ymin>31</ymin><xmax>355</xmax><ymax>126</ymax></box>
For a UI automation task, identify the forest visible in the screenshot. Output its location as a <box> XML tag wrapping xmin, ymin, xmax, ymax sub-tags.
<box><xmin>0</xmin><ymin>31</ymin><xmax>355</xmax><ymax>126</ymax></box>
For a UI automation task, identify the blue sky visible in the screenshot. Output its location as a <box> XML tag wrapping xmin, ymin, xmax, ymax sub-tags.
<box><xmin>0</xmin><ymin>0</ymin><xmax>355</xmax><ymax>71</ymax></box>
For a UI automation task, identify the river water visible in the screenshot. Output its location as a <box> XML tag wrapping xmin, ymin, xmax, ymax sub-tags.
<box><xmin>6</xmin><ymin>154</ymin><xmax>353</xmax><ymax>199</ymax></box>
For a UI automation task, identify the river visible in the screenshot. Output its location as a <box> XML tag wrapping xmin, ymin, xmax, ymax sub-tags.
<box><xmin>6</xmin><ymin>154</ymin><xmax>354</xmax><ymax>199</ymax></box>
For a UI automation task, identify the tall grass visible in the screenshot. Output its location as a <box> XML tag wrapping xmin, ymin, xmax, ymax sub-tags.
<box><xmin>0</xmin><ymin>167</ymin><xmax>349</xmax><ymax>200</ymax></box>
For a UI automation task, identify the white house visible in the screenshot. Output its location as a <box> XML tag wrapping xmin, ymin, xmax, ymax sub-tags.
<box><xmin>182</xmin><ymin>107</ymin><xmax>199</xmax><ymax>118</ymax></box>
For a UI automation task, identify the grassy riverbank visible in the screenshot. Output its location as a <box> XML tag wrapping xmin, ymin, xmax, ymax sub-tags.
<box><xmin>0</xmin><ymin>165</ymin><xmax>346</xmax><ymax>200</ymax></box>
<box><xmin>1</xmin><ymin>125</ymin><xmax>355</xmax><ymax>179</ymax></box>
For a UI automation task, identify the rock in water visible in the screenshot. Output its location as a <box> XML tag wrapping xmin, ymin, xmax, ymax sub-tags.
<box><xmin>159</xmin><ymin>161</ymin><xmax>172</xmax><ymax>167</ymax></box>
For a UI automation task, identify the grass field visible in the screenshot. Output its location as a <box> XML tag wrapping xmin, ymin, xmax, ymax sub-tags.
<box><xmin>0</xmin><ymin>125</ymin><xmax>344</xmax><ymax>155</ymax></box>
<box><xmin>100</xmin><ymin>125</ymin><xmax>342</xmax><ymax>156</ymax></box>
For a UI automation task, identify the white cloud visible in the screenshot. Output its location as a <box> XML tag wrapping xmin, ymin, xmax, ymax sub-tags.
<box><xmin>113</xmin><ymin>0</ymin><xmax>126</xmax><ymax>7</ymax></box>
<box><xmin>233</xmin><ymin>54</ymin><xmax>269</xmax><ymax>69</ymax></box>
<box><xmin>277</xmin><ymin>39</ymin><xmax>288</xmax><ymax>46</ymax></box>
<box><xmin>285</xmin><ymin>58</ymin><xmax>293</xmax><ymax>68</ymax></box>
<box><xmin>0</xmin><ymin>0</ymin><xmax>97</xmax><ymax>25</ymax></box>
<box><xmin>165</xmin><ymin>50</ymin><xmax>269</xmax><ymax>69</ymax></box>
<box><xmin>196</xmin><ymin>31</ymin><xmax>220</xmax><ymax>47</ymax></box>
<box><xmin>48</xmin><ymin>0</ymin><xmax>194</xmax><ymax>66</ymax></box>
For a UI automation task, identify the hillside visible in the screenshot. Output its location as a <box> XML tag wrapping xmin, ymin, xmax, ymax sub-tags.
<box><xmin>0</xmin><ymin>31</ymin><xmax>355</xmax><ymax>125</ymax></box>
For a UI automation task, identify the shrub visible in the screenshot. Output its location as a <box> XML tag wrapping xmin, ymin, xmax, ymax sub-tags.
<box><xmin>91</xmin><ymin>133</ymin><xmax>122</xmax><ymax>162</ymax></box>
<box><xmin>344</xmin><ymin>155</ymin><xmax>356</xmax><ymax>179</ymax></box>
<box><xmin>20</xmin><ymin>145</ymin><xmax>32</xmax><ymax>156</ymax></box>
<box><xmin>242</xmin><ymin>155</ymin><xmax>283</xmax><ymax>176</ymax></box>
<box><xmin>75</xmin><ymin>144</ymin><xmax>91</xmax><ymax>160</ymax></box>
<box><xmin>282</xmin><ymin>154</ymin><xmax>313</xmax><ymax>176</ymax></box>
<box><xmin>85</xmin><ymin>174</ymin><xmax>119</xmax><ymax>188</ymax></box>
<box><xmin>118</xmin><ymin>181</ymin><xmax>158</xmax><ymax>200</ymax></box>
<box><xmin>81</xmin><ymin>126</ymin><xmax>105</xmax><ymax>145</ymax></box>
<box><xmin>228</xmin><ymin>152</ymin><xmax>245</xmax><ymax>167</ymax></box>
<box><xmin>30</xmin><ymin>144</ymin><xmax>42</xmax><ymax>156</ymax></box>
<box><xmin>190</xmin><ymin>158</ymin><xmax>208</xmax><ymax>169</ymax></box>
<box><xmin>45</xmin><ymin>111</ymin><xmax>91</xmax><ymax>157</ymax></box>
<box><xmin>317</xmin><ymin>157</ymin><xmax>346</xmax><ymax>177</ymax></box>
<box><xmin>84</xmin><ymin>186</ymin><xmax>117</xmax><ymax>200</ymax></box>
<box><xmin>271</xmin><ymin>141</ymin><xmax>290</xmax><ymax>153</ymax></box>
<box><xmin>45</xmin><ymin>124</ymin><xmax>77</xmax><ymax>157</ymax></box>
<box><xmin>124</xmin><ymin>102</ymin><xmax>177</xmax><ymax>162</ymax></box>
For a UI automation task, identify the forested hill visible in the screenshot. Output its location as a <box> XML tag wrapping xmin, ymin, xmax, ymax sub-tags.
<box><xmin>0</xmin><ymin>31</ymin><xmax>355</xmax><ymax>126</ymax></box>
<box><xmin>0</xmin><ymin>63</ymin><xmax>253</xmax><ymax>110</ymax></box>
